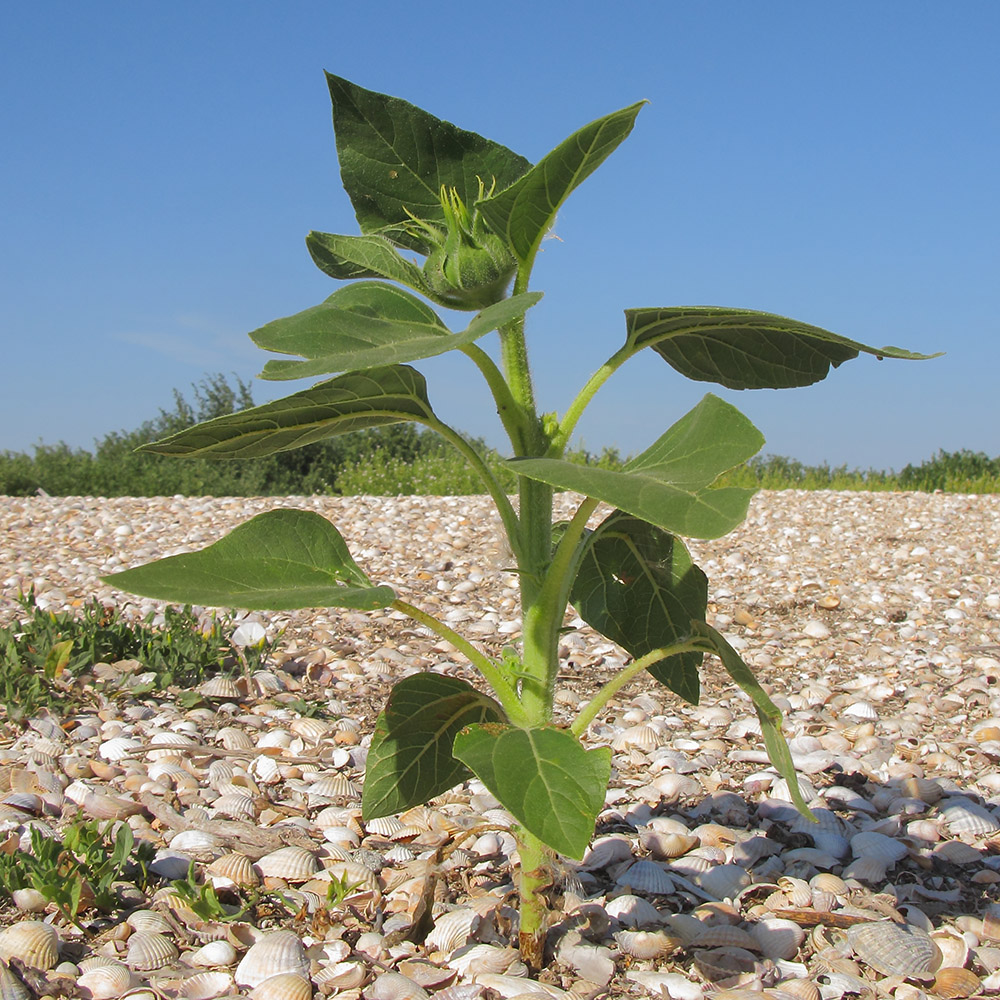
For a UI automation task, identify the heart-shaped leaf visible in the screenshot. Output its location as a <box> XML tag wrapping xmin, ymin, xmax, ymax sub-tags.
<box><xmin>251</xmin><ymin>282</ymin><xmax>541</xmax><ymax>380</ymax></box>
<box><xmin>326</xmin><ymin>74</ymin><xmax>531</xmax><ymax>251</ymax></box>
<box><xmin>626</xmin><ymin>307</ymin><xmax>941</xmax><ymax>390</ymax></box>
<box><xmin>102</xmin><ymin>509</ymin><xmax>395</xmax><ymax>611</ymax></box>
<box><xmin>452</xmin><ymin>723</ymin><xmax>611</xmax><ymax>859</ymax></box>
<box><xmin>571</xmin><ymin>511</ymin><xmax>706</xmax><ymax>703</ymax></box>
<box><xmin>363</xmin><ymin>674</ymin><xmax>506</xmax><ymax>820</ymax></box>
<box><xmin>139</xmin><ymin>366</ymin><xmax>436</xmax><ymax>459</ymax></box>
<box><xmin>691</xmin><ymin>621</ymin><xmax>813</xmax><ymax>819</ymax></box>
<box><xmin>478</xmin><ymin>102</ymin><xmax>645</xmax><ymax>265</ymax></box>
<box><xmin>511</xmin><ymin>394</ymin><xmax>763</xmax><ymax>539</ymax></box>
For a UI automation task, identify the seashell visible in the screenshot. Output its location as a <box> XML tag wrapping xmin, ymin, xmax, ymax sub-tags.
<box><xmin>126</xmin><ymin>910</ymin><xmax>173</xmax><ymax>935</ymax></box>
<box><xmin>846</xmin><ymin>920</ymin><xmax>941</xmax><ymax>978</ymax></box>
<box><xmin>10</xmin><ymin>888</ymin><xmax>48</xmax><ymax>913</ymax></box>
<box><xmin>367</xmin><ymin>972</ymin><xmax>430</xmax><ymax>1000</ymax></box>
<box><xmin>216</xmin><ymin>727</ymin><xmax>255</xmax><ymax>750</ymax></box>
<box><xmin>616</xmin><ymin>859</ymin><xmax>674</xmax><ymax>894</ymax></box>
<box><xmin>198</xmin><ymin>676</ymin><xmax>242</xmax><ymax>701</ymax></box>
<box><xmin>426</xmin><ymin>908</ymin><xmax>481</xmax><ymax>954</ymax></box>
<box><xmin>776</xmin><ymin>979</ymin><xmax>820</xmax><ymax>1000</ymax></box>
<box><xmin>254</xmin><ymin>846</ymin><xmax>320</xmax><ymax>881</ymax></box>
<box><xmin>933</xmin><ymin>841</ymin><xmax>981</xmax><ymax>864</ymax></box>
<box><xmin>931</xmin><ymin>967</ymin><xmax>981</xmax><ymax>999</ymax></box>
<box><xmin>640</xmin><ymin>829</ymin><xmax>699</xmax><ymax>860</ymax></box>
<box><xmin>474</xmin><ymin>973</ymin><xmax>570</xmax><ymax>998</ymax></box>
<box><xmin>840</xmin><ymin>857</ymin><xmax>888</xmax><ymax>883</ymax></box>
<box><xmin>179</xmin><ymin>971</ymin><xmax>235</xmax><ymax>1000</ymax></box>
<box><xmin>247</xmin><ymin>973</ymin><xmax>314</xmax><ymax>1000</ymax></box>
<box><xmin>625</xmin><ymin>971</ymin><xmax>704</xmax><ymax>1000</ymax></box>
<box><xmin>206</xmin><ymin>852</ymin><xmax>260</xmax><ymax>888</ymax></box>
<box><xmin>77</xmin><ymin>961</ymin><xmax>135</xmax><ymax>999</ymax></box>
<box><xmin>900</xmin><ymin>776</ymin><xmax>945</xmax><ymax>804</ymax></box>
<box><xmin>697</xmin><ymin>864</ymin><xmax>751</xmax><ymax>901</ymax></box>
<box><xmin>306</xmin><ymin>772</ymin><xmax>359</xmax><ymax>800</ymax></box>
<box><xmin>289</xmin><ymin>717</ymin><xmax>330</xmax><ymax>744</ymax></box>
<box><xmin>0</xmin><ymin>961</ymin><xmax>33</xmax><ymax>1000</ymax></box>
<box><xmin>313</xmin><ymin>961</ymin><xmax>366</xmax><ymax>991</ymax></box>
<box><xmin>605</xmin><ymin>893</ymin><xmax>664</xmax><ymax>928</ymax></box>
<box><xmin>580</xmin><ymin>834</ymin><xmax>633</xmax><ymax>870</ymax></box>
<box><xmin>614</xmin><ymin>929</ymin><xmax>680</xmax><ymax>959</ymax></box>
<box><xmin>188</xmin><ymin>939</ymin><xmax>238</xmax><ymax>968</ymax></box>
<box><xmin>124</xmin><ymin>932</ymin><xmax>178</xmax><ymax>971</ymax></box>
<box><xmin>168</xmin><ymin>829</ymin><xmax>224</xmax><ymax>855</ymax></box>
<box><xmin>940</xmin><ymin>797</ymin><xmax>1000</xmax><ymax>836</ymax></box>
<box><xmin>446</xmin><ymin>944</ymin><xmax>525</xmax><ymax>977</ymax></box>
<box><xmin>749</xmin><ymin>918</ymin><xmax>806</xmax><ymax>960</ymax></box>
<box><xmin>929</xmin><ymin>928</ymin><xmax>969</xmax><ymax>970</ymax></box>
<box><xmin>850</xmin><ymin>831</ymin><xmax>908</xmax><ymax>863</ymax></box>
<box><xmin>235</xmin><ymin>931</ymin><xmax>309</xmax><ymax>989</ymax></box>
<box><xmin>689</xmin><ymin>925</ymin><xmax>759</xmax><ymax>951</ymax></box>
<box><xmin>554</xmin><ymin>931</ymin><xmax>615</xmax><ymax>986</ymax></box>
<box><xmin>692</xmin><ymin>946</ymin><xmax>759</xmax><ymax>982</ymax></box>
<box><xmin>212</xmin><ymin>791</ymin><xmax>257</xmax><ymax>821</ymax></box>
<box><xmin>0</xmin><ymin>921</ymin><xmax>60</xmax><ymax>970</ymax></box>
<box><xmin>98</xmin><ymin>737</ymin><xmax>141</xmax><ymax>761</ymax></box>
<box><xmin>809</xmin><ymin>872</ymin><xmax>848</xmax><ymax>896</ymax></box>
<box><xmin>78</xmin><ymin>790</ymin><xmax>144</xmax><ymax>821</ymax></box>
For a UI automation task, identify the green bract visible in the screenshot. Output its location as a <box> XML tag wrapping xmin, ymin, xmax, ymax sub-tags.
<box><xmin>102</xmin><ymin>73</ymin><xmax>938</xmax><ymax>970</ymax></box>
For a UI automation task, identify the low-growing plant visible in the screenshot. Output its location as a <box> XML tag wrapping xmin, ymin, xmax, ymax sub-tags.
<box><xmin>102</xmin><ymin>75</ymin><xmax>936</xmax><ymax>966</ymax></box>
<box><xmin>0</xmin><ymin>592</ymin><xmax>273</xmax><ymax>719</ymax></box>
<box><xmin>0</xmin><ymin>820</ymin><xmax>154</xmax><ymax>929</ymax></box>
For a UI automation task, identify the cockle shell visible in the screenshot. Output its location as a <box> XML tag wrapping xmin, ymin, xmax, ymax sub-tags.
<box><xmin>426</xmin><ymin>908</ymin><xmax>481</xmax><ymax>954</ymax></box>
<box><xmin>247</xmin><ymin>973</ymin><xmax>314</xmax><ymax>1000</ymax></box>
<box><xmin>931</xmin><ymin>967</ymin><xmax>981</xmax><ymax>999</ymax></box>
<box><xmin>446</xmin><ymin>944</ymin><xmax>525</xmax><ymax>977</ymax></box>
<box><xmin>179</xmin><ymin>971</ymin><xmax>235</xmax><ymax>1000</ymax></box>
<box><xmin>206</xmin><ymin>852</ymin><xmax>260</xmax><ymax>887</ymax></box>
<box><xmin>616</xmin><ymin>860</ymin><xmax>675</xmax><ymax>894</ymax></box>
<box><xmin>0</xmin><ymin>961</ymin><xmax>33</xmax><ymax>1000</ymax></box>
<box><xmin>367</xmin><ymin>972</ymin><xmax>430</xmax><ymax>1000</ymax></box>
<box><xmin>696</xmin><ymin>864</ymin><xmax>751</xmax><ymax>901</ymax></box>
<box><xmin>939</xmin><ymin>797</ymin><xmax>1000</xmax><ymax>836</ymax></box>
<box><xmin>126</xmin><ymin>910</ymin><xmax>173</xmax><ymax>935</ymax></box>
<box><xmin>0</xmin><ymin>921</ymin><xmax>60</xmax><ymax>970</ymax></box>
<box><xmin>198</xmin><ymin>676</ymin><xmax>242</xmax><ymax>701</ymax></box>
<box><xmin>235</xmin><ymin>931</ymin><xmax>310</xmax><ymax>988</ymax></box>
<box><xmin>605</xmin><ymin>893</ymin><xmax>664</xmax><ymax>928</ymax></box>
<box><xmin>850</xmin><ymin>831</ymin><xmax>908</xmax><ymax>863</ymax></box>
<box><xmin>581</xmin><ymin>834</ymin><xmax>633</xmax><ymax>870</ymax></box>
<box><xmin>639</xmin><ymin>830</ymin><xmax>699</xmax><ymax>860</ymax></box>
<box><xmin>776</xmin><ymin>979</ymin><xmax>820</xmax><ymax>1000</ymax></box>
<box><xmin>168</xmin><ymin>829</ymin><xmax>224</xmax><ymax>855</ymax></box>
<box><xmin>614</xmin><ymin>929</ymin><xmax>681</xmax><ymax>959</ymax></box>
<box><xmin>254</xmin><ymin>846</ymin><xmax>320</xmax><ymax>881</ymax></box>
<box><xmin>124</xmin><ymin>932</ymin><xmax>178</xmax><ymax>971</ymax></box>
<box><xmin>77</xmin><ymin>961</ymin><xmax>134</xmax><ymax>999</ymax></box>
<box><xmin>846</xmin><ymin>920</ymin><xmax>941</xmax><ymax>978</ymax></box>
<box><xmin>748</xmin><ymin>918</ymin><xmax>806</xmax><ymax>960</ymax></box>
<box><xmin>212</xmin><ymin>791</ymin><xmax>257</xmax><ymax>821</ymax></box>
<box><xmin>692</xmin><ymin>946</ymin><xmax>759</xmax><ymax>982</ymax></box>
<box><xmin>187</xmin><ymin>939</ymin><xmax>238</xmax><ymax>968</ymax></box>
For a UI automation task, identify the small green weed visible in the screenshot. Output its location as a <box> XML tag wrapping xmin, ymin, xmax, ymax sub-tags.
<box><xmin>0</xmin><ymin>591</ymin><xmax>274</xmax><ymax>721</ymax></box>
<box><xmin>0</xmin><ymin>819</ymin><xmax>154</xmax><ymax>929</ymax></box>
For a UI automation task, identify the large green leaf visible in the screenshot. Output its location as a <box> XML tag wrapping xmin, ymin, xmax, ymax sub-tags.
<box><xmin>691</xmin><ymin>621</ymin><xmax>813</xmax><ymax>819</ymax></box>
<box><xmin>251</xmin><ymin>282</ymin><xmax>542</xmax><ymax>380</ymax></box>
<box><xmin>571</xmin><ymin>511</ymin><xmax>706</xmax><ymax>703</ymax></box>
<box><xmin>511</xmin><ymin>394</ymin><xmax>763</xmax><ymax>539</ymax></box>
<box><xmin>362</xmin><ymin>674</ymin><xmax>506</xmax><ymax>820</ymax></box>
<box><xmin>453</xmin><ymin>724</ymin><xmax>611</xmax><ymax>859</ymax></box>
<box><xmin>101</xmin><ymin>509</ymin><xmax>395</xmax><ymax>611</ymax></box>
<box><xmin>626</xmin><ymin>307</ymin><xmax>940</xmax><ymax>390</ymax></box>
<box><xmin>139</xmin><ymin>366</ymin><xmax>436</xmax><ymax>459</ymax></box>
<box><xmin>477</xmin><ymin>102</ymin><xmax>645</xmax><ymax>265</ymax></box>
<box><xmin>326</xmin><ymin>74</ymin><xmax>531</xmax><ymax>251</ymax></box>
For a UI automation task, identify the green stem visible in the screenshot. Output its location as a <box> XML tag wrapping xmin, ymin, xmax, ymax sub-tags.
<box><xmin>459</xmin><ymin>343</ymin><xmax>528</xmax><ymax>454</ymax></box>
<box><xmin>519</xmin><ymin>497</ymin><xmax>600</xmax><ymax>722</ymax></box>
<box><xmin>425</xmin><ymin>417</ymin><xmax>523</xmax><ymax>564</ymax></box>
<box><xmin>570</xmin><ymin>639</ymin><xmax>705</xmax><ymax>737</ymax></box>
<box><xmin>550</xmin><ymin>343</ymin><xmax>636</xmax><ymax>455</ymax></box>
<box><xmin>391</xmin><ymin>599</ymin><xmax>526</xmax><ymax>724</ymax></box>
<box><xmin>514</xmin><ymin>826</ymin><xmax>553</xmax><ymax>972</ymax></box>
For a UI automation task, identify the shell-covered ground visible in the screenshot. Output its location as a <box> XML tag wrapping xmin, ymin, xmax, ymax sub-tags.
<box><xmin>0</xmin><ymin>491</ymin><xmax>999</xmax><ymax>1000</ymax></box>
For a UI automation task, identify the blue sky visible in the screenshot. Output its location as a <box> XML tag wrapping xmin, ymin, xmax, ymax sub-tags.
<box><xmin>2</xmin><ymin>3</ymin><xmax>996</xmax><ymax>470</ymax></box>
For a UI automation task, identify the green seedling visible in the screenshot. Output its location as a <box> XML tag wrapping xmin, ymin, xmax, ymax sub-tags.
<box><xmin>102</xmin><ymin>75</ymin><xmax>937</xmax><ymax>967</ymax></box>
<box><xmin>170</xmin><ymin>860</ymin><xmax>249</xmax><ymax>922</ymax></box>
<box><xmin>0</xmin><ymin>820</ymin><xmax>153</xmax><ymax>930</ymax></box>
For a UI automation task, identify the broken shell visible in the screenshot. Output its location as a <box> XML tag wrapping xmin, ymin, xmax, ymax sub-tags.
<box><xmin>179</xmin><ymin>971</ymin><xmax>235</xmax><ymax>1000</ymax></box>
<box><xmin>0</xmin><ymin>961</ymin><xmax>32</xmax><ymax>1000</ymax></box>
<box><xmin>846</xmin><ymin>920</ymin><xmax>941</xmax><ymax>979</ymax></box>
<box><xmin>235</xmin><ymin>931</ymin><xmax>310</xmax><ymax>988</ymax></box>
<box><xmin>0</xmin><ymin>921</ymin><xmax>60</xmax><ymax>971</ymax></box>
<box><xmin>639</xmin><ymin>829</ymin><xmax>699</xmax><ymax>860</ymax></box>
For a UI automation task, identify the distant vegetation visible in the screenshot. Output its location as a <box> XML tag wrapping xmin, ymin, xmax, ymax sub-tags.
<box><xmin>0</xmin><ymin>374</ymin><xmax>997</xmax><ymax>496</ymax></box>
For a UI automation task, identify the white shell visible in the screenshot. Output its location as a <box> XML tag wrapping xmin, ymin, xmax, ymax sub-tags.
<box><xmin>124</xmin><ymin>932</ymin><xmax>178</xmax><ymax>971</ymax></box>
<box><xmin>850</xmin><ymin>830</ymin><xmax>908</xmax><ymax>863</ymax></box>
<box><xmin>254</xmin><ymin>846</ymin><xmax>320</xmax><ymax>881</ymax></box>
<box><xmin>605</xmin><ymin>893</ymin><xmax>664</xmax><ymax>928</ymax></box>
<box><xmin>179</xmin><ymin>971</ymin><xmax>235</xmax><ymax>1000</ymax></box>
<box><xmin>235</xmin><ymin>931</ymin><xmax>309</xmax><ymax>988</ymax></box>
<box><xmin>940</xmin><ymin>797</ymin><xmax>1000</xmax><ymax>836</ymax></box>
<box><xmin>76</xmin><ymin>962</ymin><xmax>135</xmax><ymax>999</ymax></box>
<box><xmin>615</xmin><ymin>860</ymin><xmax>675</xmax><ymax>894</ymax></box>
<box><xmin>748</xmin><ymin>917</ymin><xmax>807</xmax><ymax>959</ymax></box>
<box><xmin>247</xmin><ymin>973</ymin><xmax>313</xmax><ymax>1000</ymax></box>
<box><xmin>0</xmin><ymin>921</ymin><xmax>60</xmax><ymax>970</ymax></box>
<box><xmin>187</xmin><ymin>939</ymin><xmax>238</xmax><ymax>968</ymax></box>
<box><xmin>426</xmin><ymin>908</ymin><xmax>481</xmax><ymax>954</ymax></box>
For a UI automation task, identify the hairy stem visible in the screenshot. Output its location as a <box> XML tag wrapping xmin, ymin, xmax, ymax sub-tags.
<box><xmin>391</xmin><ymin>599</ymin><xmax>526</xmax><ymax>723</ymax></box>
<box><xmin>570</xmin><ymin>639</ymin><xmax>705</xmax><ymax>737</ymax></box>
<box><xmin>515</xmin><ymin>826</ymin><xmax>554</xmax><ymax>972</ymax></box>
<box><xmin>550</xmin><ymin>343</ymin><xmax>636</xmax><ymax>454</ymax></box>
<box><xmin>459</xmin><ymin>343</ymin><xmax>528</xmax><ymax>455</ymax></box>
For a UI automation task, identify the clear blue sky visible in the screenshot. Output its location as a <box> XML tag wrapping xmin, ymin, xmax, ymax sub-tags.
<box><xmin>2</xmin><ymin>3</ymin><xmax>996</xmax><ymax>469</ymax></box>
